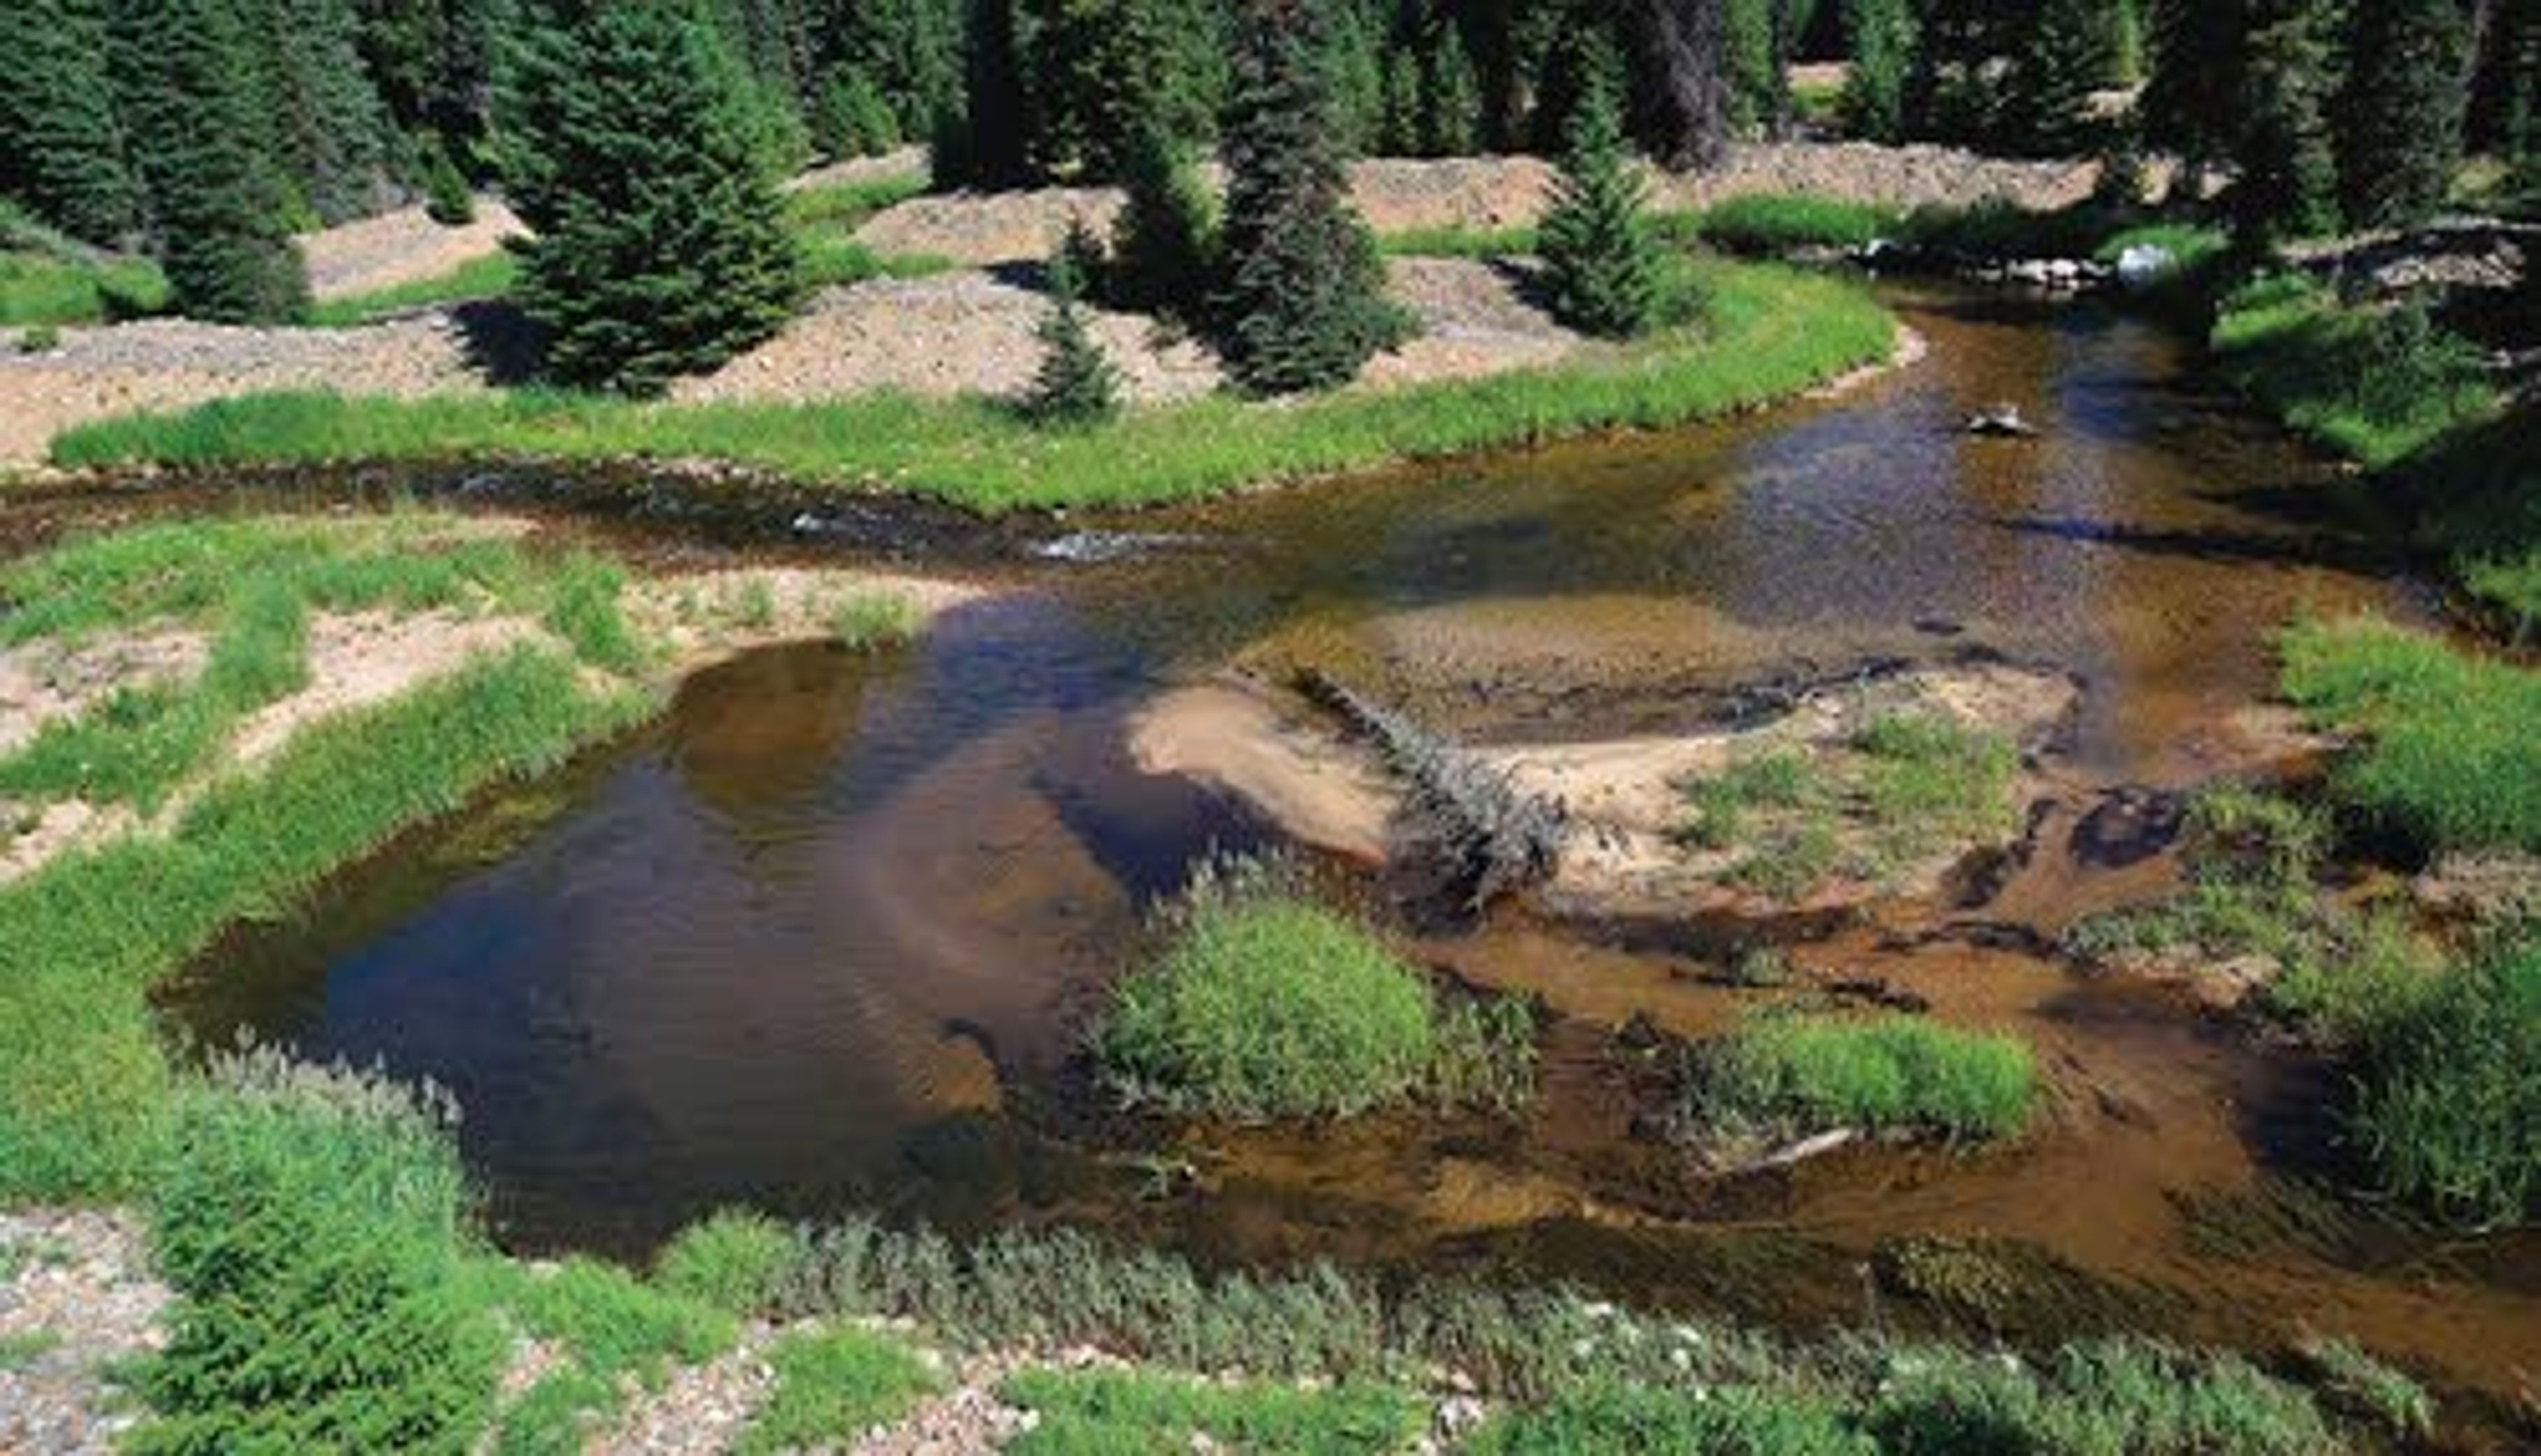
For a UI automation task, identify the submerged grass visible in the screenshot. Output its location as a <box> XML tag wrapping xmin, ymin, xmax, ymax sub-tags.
<box><xmin>1678</xmin><ymin>1011</ymin><xmax>2037</xmax><ymax>1146</ymax></box>
<box><xmin>1096</xmin><ymin>857</ymin><xmax>1535</xmax><ymax>1123</ymax></box>
<box><xmin>50</xmin><ymin>262</ymin><xmax>1894</xmax><ymax>513</ymax></box>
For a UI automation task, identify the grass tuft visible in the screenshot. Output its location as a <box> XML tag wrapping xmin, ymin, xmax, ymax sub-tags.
<box><xmin>1677</xmin><ymin>1011</ymin><xmax>2036</xmax><ymax>1146</ymax></box>
<box><xmin>737</xmin><ymin>1326</ymin><xmax>940</xmax><ymax>1455</ymax></box>
<box><xmin>653</xmin><ymin>1210</ymin><xmax>795</xmax><ymax>1316</ymax></box>
<box><xmin>1096</xmin><ymin>857</ymin><xmax>1534</xmax><ymax>1123</ymax></box>
<box><xmin>1001</xmin><ymin>1367</ymin><xmax>1423</xmax><ymax>1456</ymax></box>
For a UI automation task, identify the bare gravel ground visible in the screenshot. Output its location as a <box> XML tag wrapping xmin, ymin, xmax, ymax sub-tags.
<box><xmin>299</xmin><ymin>196</ymin><xmax>526</xmax><ymax>302</ymax></box>
<box><xmin>0</xmin><ymin>1209</ymin><xmax>169</xmax><ymax>1456</ymax></box>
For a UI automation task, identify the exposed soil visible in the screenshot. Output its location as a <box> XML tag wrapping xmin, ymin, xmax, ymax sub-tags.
<box><xmin>0</xmin><ymin>1209</ymin><xmax>169</xmax><ymax>1456</ymax></box>
<box><xmin>298</xmin><ymin>197</ymin><xmax>526</xmax><ymax>302</ymax></box>
<box><xmin>1130</xmin><ymin>661</ymin><xmax>2080</xmax><ymax>920</ymax></box>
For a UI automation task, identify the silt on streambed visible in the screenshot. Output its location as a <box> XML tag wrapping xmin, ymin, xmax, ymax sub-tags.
<box><xmin>105</xmin><ymin>285</ymin><xmax>2535</xmax><ymax>1414</ymax></box>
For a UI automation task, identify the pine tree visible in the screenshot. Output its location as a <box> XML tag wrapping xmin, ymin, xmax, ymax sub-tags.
<box><xmin>1108</xmin><ymin>122</ymin><xmax>1218</xmax><ymax>320</ymax></box>
<box><xmin>2233</xmin><ymin>0</ymin><xmax>2341</xmax><ymax>249</ymax></box>
<box><xmin>1026</xmin><ymin>224</ymin><xmax>1124</xmax><ymax>426</ymax></box>
<box><xmin>240</xmin><ymin>0</ymin><xmax>403</xmax><ymax>224</ymax></box>
<box><xmin>2142</xmin><ymin>0</ymin><xmax>2250</xmax><ymax>168</ymax></box>
<box><xmin>1424</xmin><ymin>22</ymin><xmax>1485</xmax><ymax>155</ymax></box>
<box><xmin>0</xmin><ymin>0</ymin><xmax>142</xmax><ymax>245</ymax></box>
<box><xmin>944</xmin><ymin>0</ymin><xmax>1036</xmax><ymax>187</ymax></box>
<box><xmin>419</xmin><ymin>134</ymin><xmax>475</xmax><ymax>226</ymax></box>
<box><xmin>2007</xmin><ymin>0</ymin><xmax>2108</xmax><ymax>157</ymax></box>
<box><xmin>112</xmin><ymin>0</ymin><xmax>311</xmax><ymax>323</ymax></box>
<box><xmin>1214</xmin><ymin>0</ymin><xmax>1407</xmax><ymax>394</ymax></box>
<box><xmin>1723</xmin><ymin>0</ymin><xmax>1779</xmax><ymax>133</ymax></box>
<box><xmin>2337</xmin><ymin>0</ymin><xmax>2473</xmax><ymax>230</ymax></box>
<box><xmin>814</xmin><ymin>67</ymin><xmax>901</xmax><ymax>158</ymax></box>
<box><xmin>499</xmin><ymin>0</ymin><xmax>803</xmax><ymax>394</ymax></box>
<box><xmin>1839</xmin><ymin>0</ymin><xmax>1915</xmax><ymax>143</ymax></box>
<box><xmin>1538</xmin><ymin>78</ymin><xmax>1665</xmax><ymax>339</ymax></box>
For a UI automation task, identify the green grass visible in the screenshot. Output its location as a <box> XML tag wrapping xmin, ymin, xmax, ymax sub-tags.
<box><xmin>0</xmin><ymin>644</ymin><xmax>649</xmax><ymax>1201</ymax></box>
<box><xmin>1853</xmin><ymin>711</ymin><xmax>2020</xmax><ymax>855</ymax></box>
<box><xmin>509</xmin><ymin>1258</ymin><xmax>735</xmax><ymax>1385</ymax></box>
<box><xmin>737</xmin><ymin>1326</ymin><xmax>940</xmax><ymax>1454</ymax></box>
<box><xmin>0</xmin><ymin>249</ymin><xmax>168</xmax><ymax>326</ymax></box>
<box><xmin>652</xmin><ymin>1210</ymin><xmax>795</xmax><ymax>1316</ymax></box>
<box><xmin>306</xmin><ymin>252</ymin><xmax>520</xmax><ymax>327</ymax></box>
<box><xmin>0</xmin><ymin>1329</ymin><xmax>60</xmax><ymax>1371</ymax></box>
<box><xmin>133</xmin><ymin>1054</ymin><xmax>504</xmax><ymax>1453</ymax></box>
<box><xmin>1680</xmin><ymin>747</ymin><xmax>1818</xmax><ymax>849</ymax></box>
<box><xmin>1675</xmin><ymin>712</ymin><xmax>2022</xmax><ymax>898</ymax></box>
<box><xmin>1096</xmin><ymin>858</ymin><xmax>1535</xmax><ymax>1123</ymax></box>
<box><xmin>1001</xmin><ymin>1367</ymin><xmax>1423</xmax><ymax>1455</ymax></box>
<box><xmin>1378</xmin><ymin>223</ymin><xmax>1542</xmax><ymax>258</ymax></box>
<box><xmin>1699</xmin><ymin>193</ymin><xmax>1900</xmax><ymax>253</ymax></box>
<box><xmin>2399</xmin><ymin>404</ymin><xmax>2541</xmax><ymax>632</ymax></box>
<box><xmin>2280</xmin><ymin>615</ymin><xmax>2541</xmax><ymax>855</ymax></box>
<box><xmin>2211</xmin><ymin>274</ymin><xmax>2498</xmax><ymax>470</ymax></box>
<box><xmin>0</xmin><ymin>515</ymin><xmax>641</xmax><ymax>816</ymax></box>
<box><xmin>50</xmin><ymin>261</ymin><xmax>1895</xmax><ymax>513</ymax></box>
<box><xmin>1679</xmin><ymin>1011</ymin><xmax>2037</xmax><ymax>1145</ymax></box>
<box><xmin>2348</xmin><ymin>935</ymin><xmax>2538</xmax><ymax>1226</ymax></box>
<box><xmin>1863</xmin><ymin>1336</ymin><xmax>2339</xmax><ymax>1455</ymax></box>
<box><xmin>830</xmin><ymin>591</ymin><xmax>920</xmax><ymax>648</ymax></box>
<box><xmin>1472</xmin><ymin>1379</ymin><xmax>1869</xmax><ymax>1455</ymax></box>
<box><xmin>2092</xmin><ymin>222</ymin><xmax>2230</xmax><ymax>272</ymax></box>
<box><xmin>783</xmin><ymin>173</ymin><xmax>929</xmax><ymax>232</ymax></box>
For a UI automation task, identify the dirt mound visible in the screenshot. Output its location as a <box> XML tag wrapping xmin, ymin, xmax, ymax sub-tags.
<box><xmin>299</xmin><ymin>198</ymin><xmax>525</xmax><ymax>302</ymax></box>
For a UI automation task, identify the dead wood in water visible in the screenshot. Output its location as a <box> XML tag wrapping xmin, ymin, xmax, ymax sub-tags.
<box><xmin>1296</xmin><ymin>667</ymin><xmax>1568</xmax><ymax>911</ymax></box>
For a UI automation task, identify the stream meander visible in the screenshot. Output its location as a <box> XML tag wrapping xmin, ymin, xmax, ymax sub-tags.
<box><xmin>101</xmin><ymin>284</ymin><xmax>2535</xmax><ymax>1406</ymax></box>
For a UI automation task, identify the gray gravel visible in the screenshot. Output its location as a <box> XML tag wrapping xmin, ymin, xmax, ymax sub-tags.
<box><xmin>0</xmin><ymin>1209</ymin><xmax>170</xmax><ymax>1456</ymax></box>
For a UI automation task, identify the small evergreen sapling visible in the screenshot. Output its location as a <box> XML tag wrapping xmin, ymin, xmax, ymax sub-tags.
<box><xmin>1026</xmin><ymin>224</ymin><xmax>1124</xmax><ymax>427</ymax></box>
<box><xmin>1106</xmin><ymin>123</ymin><xmax>1218</xmax><ymax>322</ymax></box>
<box><xmin>1538</xmin><ymin>81</ymin><xmax>1666</xmax><ymax>339</ymax></box>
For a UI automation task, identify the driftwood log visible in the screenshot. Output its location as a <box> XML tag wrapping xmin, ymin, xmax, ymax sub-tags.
<box><xmin>1296</xmin><ymin>668</ymin><xmax>1568</xmax><ymax>910</ymax></box>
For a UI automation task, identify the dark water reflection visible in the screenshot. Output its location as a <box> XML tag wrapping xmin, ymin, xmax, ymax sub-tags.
<box><xmin>154</xmin><ymin>287</ymin><xmax>2538</xmax><ymax>1400</ymax></box>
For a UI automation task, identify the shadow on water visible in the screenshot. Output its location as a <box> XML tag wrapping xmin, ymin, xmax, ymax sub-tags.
<box><xmin>133</xmin><ymin>283</ymin><xmax>2541</xmax><ymax>1406</ymax></box>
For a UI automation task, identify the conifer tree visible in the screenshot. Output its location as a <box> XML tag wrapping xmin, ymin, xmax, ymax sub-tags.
<box><xmin>0</xmin><ymin>0</ymin><xmax>142</xmax><ymax>245</ymax></box>
<box><xmin>1538</xmin><ymin>77</ymin><xmax>1664</xmax><ymax>339</ymax></box>
<box><xmin>2142</xmin><ymin>0</ymin><xmax>2250</xmax><ymax>169</ymax></box>
<box><xmin>815</xmin><ymin>67</ymin><xmax>901</xmax><ymax>158</ymax></box>
<box><xmin>2337</xmin><ymin>0</ymin><xmax>2473</xmax><ymax>230</ymax></box>
<box><xmin>1425</xmin><ymin>22</ymin><xmax>1485</xmax><ymax>155</ymax></box>
<box><xmin>499</xmin><ymin>0</ymin><xmax>803</xmax><ymax>394</ymax></box>
<box><xmin>112</xmin><ymin>0</ymin><xmax>311</xmax><ymax>323</ymax></box>
<box><xmin>1839</xmin><ymin>0</ymin><xmax>1915</xmax><ymax>142</ymax></box>
<box><xmin>240</xmin><ymin>0</ymin><xmax>403</xmax><ymax>224</ymax></box>
<box><xmin>2233</xmin><ymin>0</ymin><xmax>2341</xmax><ymax>249</ymax></box>
<box><xmin>1026</xmin><ymin>224</ymin><xmax>1124</xmax><ymax>426</ymax></box>
<box><xmin>1108</xmin><ymin>123</ymin><xmax>1218</xmax><ymax>321</ymax></box>
<box><xmin>2007</xmin><ymin>0</ymin><xmax>2108</xmax><ymax>157</ymax></box>
<box><xmin>1214</xmin><ymin>0</ymin><xmax>1407</xmax><ymax>394</ymax></box>
<box><xmin>945</xmin><ymin>0</ymin><xmax>1036</xmax><ymax>187</ymax></box>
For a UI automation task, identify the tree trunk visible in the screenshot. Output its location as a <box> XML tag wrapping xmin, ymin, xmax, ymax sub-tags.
<box><xmin>1632</xmin><ymin>0</ymin><xmax>1732</xmax><ymax>169</ymax></box>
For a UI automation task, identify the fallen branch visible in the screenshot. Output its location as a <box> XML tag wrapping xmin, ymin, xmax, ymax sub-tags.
<box><xmin>1297</xmin><ymin>667</ymin><xmax>1567</xmax><ymax>910</ymax></box>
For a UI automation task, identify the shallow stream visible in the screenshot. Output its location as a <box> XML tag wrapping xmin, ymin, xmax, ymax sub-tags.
<box><xmin>104</xmin><ymin>285</ymin><xmax>2535</xmax><ymax>1403</ymax></box>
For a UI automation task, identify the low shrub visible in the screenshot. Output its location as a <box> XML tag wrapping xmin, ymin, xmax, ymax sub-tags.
<box><xmin>134</xmin><ymin>1054</ymin><xmax>502</xmax><ymax>1454</ymax></box>
<box><xmin>1679</xmin><ymin>1011</ymin><xmax>2036</xmax><ymax>1145</ymax></box>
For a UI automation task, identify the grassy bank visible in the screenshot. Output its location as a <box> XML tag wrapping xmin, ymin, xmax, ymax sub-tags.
<box><xmin>48</xmin><ymin>261</ymin><xmax>1895</xmax><ymax>513</ymax></box>
<box><xmin>120</xmin><ymin>1055</ymin><xmax>2431</xmax><ymax>1451</ymax></box>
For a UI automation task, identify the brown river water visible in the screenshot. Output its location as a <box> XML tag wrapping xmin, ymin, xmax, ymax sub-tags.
<box><xmin>36</xmin><ymin>284</ymin><xmax>2528</xmax><ymax>1410</ymax></box>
